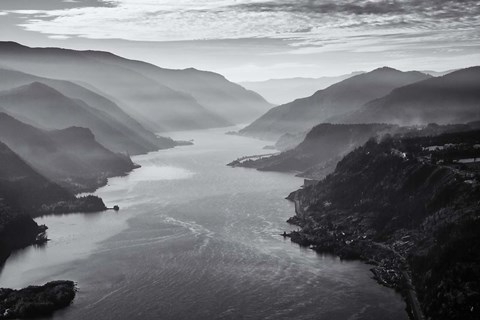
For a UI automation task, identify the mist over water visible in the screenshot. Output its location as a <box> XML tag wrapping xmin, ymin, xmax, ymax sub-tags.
<box><xmin>0</xmin><ymin>127</ymin><xmax>407</xmax><ymax>320</ymax></box>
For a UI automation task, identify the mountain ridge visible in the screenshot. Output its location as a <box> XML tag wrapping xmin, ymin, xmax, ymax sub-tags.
<box><xmin>0</xmin><ymin>41</ymin><xmax>270</xmax><ymax>130</ymax></box>
<box><xmin>239</xmin><ymin>67</ymin><xmax>431</xmax><ymax>140</ymax></box>
<box><xmin>339</xmin><ymin>66</ymin><xmax>480</xmax><ymax>125</ymax></box>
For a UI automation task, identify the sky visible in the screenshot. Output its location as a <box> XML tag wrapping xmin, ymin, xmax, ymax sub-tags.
<box><xmin>0</xmin><ymin>0</ymin><xmax>479</xmax><ymax>81</ymax></box>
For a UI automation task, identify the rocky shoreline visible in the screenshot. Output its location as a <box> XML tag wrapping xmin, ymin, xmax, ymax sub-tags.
<box><xmin>285</xmin><ymin>209</ymin><xmax>422</xmax><ymax>319</ymax></box>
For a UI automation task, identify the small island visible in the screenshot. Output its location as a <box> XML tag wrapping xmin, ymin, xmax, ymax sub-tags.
<box><xmin>0</xmin><ymin>281</ymin><xmax>76</xmax><ymax>319</ymax></box>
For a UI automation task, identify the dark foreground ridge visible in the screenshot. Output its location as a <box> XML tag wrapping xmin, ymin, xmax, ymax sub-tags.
<box><xmin>0</xmin><ymin>281</ymin><xmax>76</xmax><ymax>319</ymax></box>
<box><xmin>285</xmin><ymin>129</ymin><xmax>480</xmax><ymax>320</ymax></box>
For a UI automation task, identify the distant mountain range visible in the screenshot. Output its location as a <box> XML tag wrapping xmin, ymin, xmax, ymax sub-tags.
<box><xmin>90</xmin><ymin>53</ymin><xmax>272</xmax><ymax>124</ymax></box>
<box><xmin>0</xmin><ymin>81</ymin><xmax>177</xmax><ymax>155</ymax></box>
<box><xmin>0</xmin><ymin>68</ymin><xmax>168</xmax><ymax>154</ymax></box>
<box><xmin>239</xmin><ymin>72</ymin><xmax>363</xmax><ymax>105</ymax></box>
<box><xmin>0</xmin><ymin>42</ymin><xmax>272</xmax><ymax>131</ymax></box>
<box><xmin>338</xmin><ymin>67</ymin><xmax>480</xmax><ymax>125</ymax></box>
<box><xmin>239</xmin><ymin>67</ymin><xmax>431</xmax><ymax>140</ymax></box>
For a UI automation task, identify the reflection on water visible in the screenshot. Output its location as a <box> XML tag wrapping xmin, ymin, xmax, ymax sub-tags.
<box><xmin>123</xmin><ymin>165</ymin><xmax>195</xmax><ymax>182</ymax></box>
<box><xmin>0</xmin><ymin>127</ymin><xmax>408</xmax><ymax>320</ymax></box>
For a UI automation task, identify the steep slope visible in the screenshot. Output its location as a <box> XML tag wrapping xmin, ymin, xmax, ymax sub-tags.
<box><xmin>240</xmin><ymin>72</ymin><xmax>363</xmax><ymax>105</ymax></box>
<box><xmin>86</xmin><ymin>51</ymin><xmax>272</xmax><ymax>123</ymax></box>
<box><xmin>239</xmin><ymin>67</ymin><xmax>430</xmax><ymax>140</ymax></box>
<box><xmin>0</xmin><ymin>141</ymin><xmax>73</xmax><ymax>212</ymax></box>
<box><xmin>340</xmin><ymin>66</ymin><xmax>480</xmax><ymax>125</ymax></box>
<box><xmin>230</xmin><ymin>123</ymin><xmax>396</xmax><ymax>179</ymax></box>
<box><xmin>0</xmin><ymin>113</ymin><xmax>137</xmax><ymax>192</ymax></box>
<box><xmin>0</xmin><ymin>82</ymin><xmax>177</xmax><ymax>154</ymax></box>
<box><xmin>286</xmin><ymin>131</ymin><xmax>480</xmax><ymax>320</ymax></box>
<box><xmin>0</xmin><ymin>68</ymin><xmax>169</xmax><ymax>154</ymax></box>
<box><xmin>0</xmin><ymin>41</ymin><xmax>230</xmax><ymax>131</ymax></box>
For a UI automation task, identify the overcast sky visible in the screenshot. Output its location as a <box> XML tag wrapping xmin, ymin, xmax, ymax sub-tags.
<box><xmin>0</xmin><ymin>0</ymin><xmax>479</xmax><ymax>81</ymax></box>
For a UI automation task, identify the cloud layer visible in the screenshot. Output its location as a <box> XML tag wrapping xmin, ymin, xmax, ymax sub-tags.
<box><xmin>6</xmin><ymin>0</ymin><xmax>480</xmax><ymax>48</ymax></box>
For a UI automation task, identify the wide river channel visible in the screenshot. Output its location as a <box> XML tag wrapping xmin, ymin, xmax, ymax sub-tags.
<box><xmin>0</xmin><ymin>127</ymin><xmax>407</xmax><ymax>320</ymax></box>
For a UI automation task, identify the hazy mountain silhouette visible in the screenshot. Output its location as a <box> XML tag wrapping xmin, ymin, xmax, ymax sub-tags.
<box><xmin>0</xmin><ymin>41</ymin><xmax>260</xmax><ymax>131</ymax></box>
<box><xmin>0</xmin><ymin>82</ymin><xmax>179</xmax><ymax>154</ymax></box>
<box><xmin>240</xmin><ymin>72</ymin><xmax>363</xmax><ymax>105</ymax></box>
<box><xmin>86</xmin><ymin>52</ymin><xmax>272</xmax><ymax>123</ymax></box>
<box><xmin>339</xmin><ymin>67</ymin><xmax>480</xmax><ymax>125</ymax></box>
<box><xmin>239</xmin><ymin>67</ymin><xmax>430</xmax><ymax>140</ymax></box>
<box><xmin>0</xmin><ymin>68</ymin><xmax>174</xmax><ymax>154</ymax></box>
<box><xmin>0</xmin><ymin>112</ymin><xmax>137</xmax><ymax>192</ymax></box>
<box><xmin>422</xmin><ymin>69</ymin><xmax>458</xmax><ymax>77</ymax></box>
<box><xmin>0</xmin><ymin>69</ymin><xmax>173</xmax><ymax>154</ymax></box>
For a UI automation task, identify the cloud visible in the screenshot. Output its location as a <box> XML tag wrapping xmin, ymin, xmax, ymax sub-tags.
<box><xmin>4</xmin><ymin>0</ymin><xmax>480</xmax><ymax>57</ymax></box>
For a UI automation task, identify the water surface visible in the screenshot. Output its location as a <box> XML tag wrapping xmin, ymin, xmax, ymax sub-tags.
<box><xmin>0</xmin><ymin>127</ymin><xmax>407</xmax><ymax>320</ymax></box>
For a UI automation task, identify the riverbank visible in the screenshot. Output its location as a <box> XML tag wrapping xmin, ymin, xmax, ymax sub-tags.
<box><xmin>286</xmin><ymin>196</ymin><xmax>424</xmax><ymax>320</ymax></box>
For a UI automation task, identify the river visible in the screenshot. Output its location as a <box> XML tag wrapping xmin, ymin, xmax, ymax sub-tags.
<box><xmin>0</xmin><ymin>127</ymin><xmax>407</xmax><ymax>320</ymax></box>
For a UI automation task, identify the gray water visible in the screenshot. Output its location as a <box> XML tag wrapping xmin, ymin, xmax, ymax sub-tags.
<box><xmin>0</xmin><ymin>127</ymin><xmax>407</xmax><ymax>320</ymax></box>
